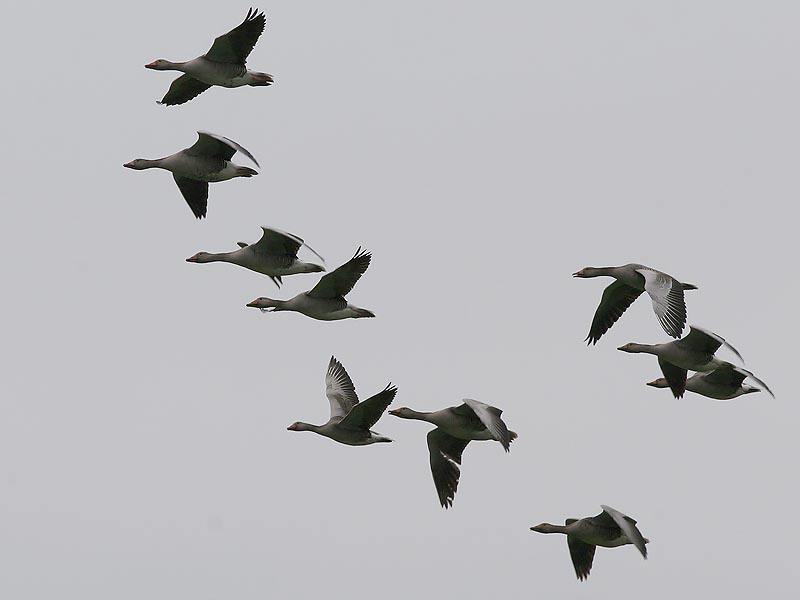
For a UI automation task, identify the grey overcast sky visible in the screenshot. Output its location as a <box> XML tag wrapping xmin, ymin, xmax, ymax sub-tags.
<box><xmin>1</xmin><ymin>1</ymin><xmax>797</xmax><ymax>598</ymax></box>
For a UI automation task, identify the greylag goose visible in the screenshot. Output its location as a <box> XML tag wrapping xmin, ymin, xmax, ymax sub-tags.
<box><xmin>124</xmin><ymin>131</ymin><xmax>259</xmax><ymax>219</ymax></box>
<box><xmin>618</xmin><ymin>325</ymin><xmax>774</xmax><ymax>399</ymax></box>
<box><xmin>573</xmin><ymin>264</ymin><xmax>697</xmax><ymax>344</ymax></box>
<box><xmin>187</xmin><ymin>226</ymin><xmax>325</xmax><ymax>287</ymax></box>
<box><xmin>246</xmin><ymin>248</ymin><xmax>375</xmax><ymax>320</ymax></box>
<box><xmin>146</xmin><ymin>8</ymin><xmax>273</xmax><ymax>106</ymax></box>
<box><xmin>531</xmin><ymin>505</ymin><xmax>649</xmax><ymax>581</ymax></box>
<box><xmin>389</xmin><ymin>399</ymin><xmax>517</xmax><ymax>508</ymax></box>
<box><xmin>287</xmin><ymin>356</ymin><xmax>397</xmax><ymax>446</ymax></box>
<box><xmin>646</xmin><ymin>364</ymin><xmax>763</xmax><ymax>400</ymax></box>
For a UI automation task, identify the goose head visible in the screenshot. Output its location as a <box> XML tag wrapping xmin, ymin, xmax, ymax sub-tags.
<box><xmin>287</xmin><ymin>422</ymin><xmax>313</xmax><ymax>432</ymax></box>
<box><xmin>388</xmin><ymin>407</ymin><xmax>414</xmax><ymax>418</ymax></box>
<box><xmin>186</xmin><ymin>252</ymin><xmax>212</xmax><ymax>263</ymax></box>
<box><xmin>246</xmin><ymin>297</ymin><xmax>277</xmax><ymax>310</ymax></box>
<box><xmin>145</xmin><ymin>59</ymin><xmax>173</xmax><ymax>70</ymax></box>
<box><xmin>572</xmin><ymin>267</ymin><xmax>598</xmax><ymax>278</ymax></box>
<box><xmin>646</xmin><ymin>378</ymin><xmax>669</xmax><ymax>388</ymax></box>
<box><xmin>530</xmin><ymin>523</ymin><xmax>565</xmax><ymax>534</ymax></box>
<box><xmin>123</xmin><ymin>159</ymin><xmax>156</xmax><ymax>170</ymax></box>
<box><xmin>617</xmin><ymin>343</ymin><xmax>648</xmax><ymax>353</ymax></box>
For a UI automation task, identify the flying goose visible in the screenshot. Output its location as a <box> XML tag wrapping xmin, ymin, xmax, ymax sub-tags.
<box><xmin>124</xmin><ymin>131</ymin><xmax>259</xmax><ymax>219</ymax></box>
<box><xmin>573</xmin><ymin>264</ymin><xmax>697</xmax><ymax>344</ymax></box>
<box><xmin>389</xmin><ymin>399</ymin><xmax>517</xmax><ymax>509</ymax></box>
<box><xmin>187</xmin><ymin>226</ymin><xmax>325</xmax><ymax>287</ymax></box>
<box><xmin>146</xmin><ymin>8</ymin><xmax>273</xmax><ymax>106</ymax></box>
<box><xmin>646</xmin><ymin>364</ymin><xmax>763</xmax><ymax>400</ymax></box>
<box><xmin>247</xmin><ymin>248</ymin><xmax>375</xmax><ymax>320</ymax></box>
<box><xmin>530</xmin><ymin>505</ymin><xmax>649</xmax><ymax>581</ymax></box>
<box><xmin>618</xmin><ymin>325</ymin><xmax>774</xmax><ymax>399</ymax></box>
<box><xmin>287</xmin><ymin>356</ymin><xmax>397</xmax><ymax>446</ymax></box>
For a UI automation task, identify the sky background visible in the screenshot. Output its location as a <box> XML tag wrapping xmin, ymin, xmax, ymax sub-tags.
<box><xmin>1</xmin><ymin>1</ymin><xmax>797</xmax><ymax>597</ymax></box>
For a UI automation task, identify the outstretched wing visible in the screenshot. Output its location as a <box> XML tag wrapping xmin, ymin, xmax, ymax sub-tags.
<box><xmin>158</xmin><ymin>75</ymin><xmax>212</xmax><ymax>106</ymax></box>
<box><xmin>427</xmin><ymin>429</ymin><xmax>471</xmax><ymax>509</ymax></box>
<box><xmin>461</xmin><ymin>398</ymin><xmax>513</xmax><ymax>451</ymax></box>
<box><xmin>187</xmin><ymin>131</ymin><xmax>260</xmax><ymax>167</ymax></box>
<box><xmin>325</xmin><ymin>356</ymin><xmax>359</xmax><ymax>419</ymax></box>
<box><xmin>308</xmin><ymin>248</ymin><xmax>371</xmax><ymax>299</ymax></box>
<box><xmin>678</xmin><ymin>326</ymin><xmax>743</xmax><ymax>362</ymax></box>
<box><xmin>172</xmin><ymin>175</ymin><xmax>208</xmax><ymax>219</ymax></box>
<box><xmin>250</xmin><ymin>226</ymin><xmax>325</xmax><ymax>263</ymax></box>
<box><xmin>717</xmin><ymin>366</ymin><xmax>775</xmax><ymax>398</ymax></box>
<box><xmin>701</xmin><ymin>364</ymin><xmax>748</xmax><ymax>387</ymax></box>
<box><xmin>338</xmin><ymin>385</ymin><xmax>397</xmax><ymax>430</ymax></box>
<box><xmin>658</xmin><ymin>357</ymin><xmax>687</xmax><ymax>399</ymax></box>
<box><xmin>567</xmin><ymin>534</ymin><xmax>597</xmax><ymax>581</ymax></box>
<box><xmin>586</xmin><ymin>281</ymin><xmax>643</xmax><ymax>345</ymax></box>
<box><xmin>636</xmin><ymin>269</ymin><xmax>688</xmax><ymax>338</ymax></box>
<box><xmin>205</xmin><ymin>8</ymin><xmax>266</xmax><ymax>65</ymax></box>
<box><xmin>600</xmin><ymin>505</ymin><xmax>648</xmax><ymax>559</ymax></box>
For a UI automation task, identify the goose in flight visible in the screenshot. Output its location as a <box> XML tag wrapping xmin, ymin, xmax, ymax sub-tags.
<box><xmin>530</xmin><ymin>505</ymin><xmax>649</xmax><ymax>581</ymax></box>
<box><xmin>287</xmin><ymin>357</ymin><xmax>397</xmax><ymax>446</ymax></box>
<box><xmin>573</xmin><ymin>264</ymin><xmax>697</xmax><ymax>344</ymax></box>
<box><xmin>187</xmin><ymin>226</ymin><xmax>325</xmax><ymax>287</ymax></box>
<box><xmin>247</xmin><ymin>248</ymin><xmax>375</xmax><ymax>320</ymax></box>
<box><xmin>646</xmin><ymin>364</ymin><xmax>764</xmax><ymax>400</ymax></box>
<box><xmin>146</xmin><ymin>8</ymin><xmax>273</xmax><ymax>106</ymax></box>
<box><xmin>389</xmin><ymin>399</ymin><xmax>516</xmax><ymax>509</ymax></box>
<box><xmin>124</xmin><ymin>131</ymin><xmax>259</xmax><ymax>219</ymax></box>
<box><xmin>618</xmin><ymin>325</ymin><xmax>774</xmax><ymax>399</ymax></box>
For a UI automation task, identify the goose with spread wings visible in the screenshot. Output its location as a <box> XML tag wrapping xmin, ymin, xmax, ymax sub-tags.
<box><xmin>287</xmin><ymin>357</ymin><xmax>397</xmax><ymax>446</ymax></box>
<box><xmin>618</xmin><ymin>325</ymin><xmax>774</xmax><ymax>399</ymax></box>
<box><xmin>531</xmin><ymin>505</ymin><xmax>649</xmax><ymax>581</ymax></box>
<box><xmin>124</xmin><ymin>131</ymin><xmax>259</xmax><ymax>219</ymax></box>
<box><xmin>247</xmin><ymin>248</ymin><xmax>375</xmax><ymax>320</ymax></box>
<box><xmin>145</xmin><ymin>8</ymin><xmax>273</xmax><ymax>106</ymax></box>
<box><xmin>389</xmin><ymin>399</ymin><xmax>517</xmax><ymax>509</ymax></box>
<box><xmin>574</xmin><ymin>264</ymin><xmax>697</xmax><ymax>344</ymax></box>
<box><xmin>187</xmin><ymin>226</ymin><xmax>325</xmax><ymax>287</ymax></box>
<box><xmin>646</xmin><ymin>364</ymin><xmax>764</xmax><ymax>400</ymax></box>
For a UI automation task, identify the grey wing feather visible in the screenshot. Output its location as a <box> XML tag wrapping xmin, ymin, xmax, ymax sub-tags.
<box><xmin>308</xmin><ymin>248</ymin><xmax>371</xmax><ymax>299</ymax></box>
<box><xmin>172</xmin><ymin>175</ymin><xmax>208</xmax><ymax>219</ymax></box>
<box><xmin>658</xmin><ymin>358</ymin><xmax>687</xmax><ymax>399</ymax></box>
<box><xmin>701</xmin><ymin>365</ymin><xmax>748</xmax><ymax>387</ymax></box>
<box><xmin>586</xmin><ymin>281</ymin><xmax>643</xmax><ymax>345</ymax></box>
<box><xmin>324</xmin><ymin>356</ymin><xmax>358</xmax><ymax>419</ymax></box>
<box><xmin>338</xmin><ymin>385</ymin><xmax>397</xmax><ymax>430</ymax></box>
<box><xmin>600</xmin><ymin>505</ymin><xmax>648</xmax><ymax>559</ymax></box>
<box><xmin>204</xmin><ymin>8</ymin><xmax>266</xmax><ymax>65</ymax></box>
<box><xmin>462</xmin><ymin>398</ymin><xmax>513</xmax><ymax>451</ymax></box>
<box><xmin>427</xmin><ymin>429</ymin><xmax>470</xmax><ymax>509</ymax></box>
<box><xmin>732</xmin><ymin>367</ymin><xmax>775</xmax><ymax>398</ymax></box>
<box><xmin>636</xmin><ymin>269</ymin><xmax>688</xmax><ymax>338</ymax></box>
<box><xmin>567</xmin><ymin>536</ymin><xmax>597</xmax><ymax>581</ymax></box>
<box><xmin>251</xmin><ymin>226</ymin><xmax>325</xmax><ymax>263</ymax></box>
<box><xmin>680</xmin><ymin>326</ymin><xmax>743</xmax><ymax>362</ymax></box>
<box><xmin>158</xmin><ymin>74</ymin><xmax>212</xmax><ymax>106</ymax></box>
<box><xmin>189</xmin><ymin>131</ymin><xmax>260</xmax><ymax>167</ymax></box>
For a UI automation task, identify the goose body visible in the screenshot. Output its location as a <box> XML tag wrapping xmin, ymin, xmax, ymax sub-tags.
<box><xmin>287</xmin><ymin>357</ymin><xmax>396</xmax><ymax>446</ymax></box>
<box><xmin>124</xmin><ymin>131</ymin><xmax>259</xmax><ymax>219</ymax></box>
<box><xmin>647</xmin><ymin>364</ymin><xmax>762</xmax><ymax>400</ymax></box>
<box><xmin>531</xmin><ymin>505</ymin><xmax>649</xmax><ymax>581</ymax></box>
<box><xmin>247</xmin><ymin>248</ymin><xmax>375</xmax><ymax>320</ymax></box>
<box><xmin>146</xmin><ymin>9</ymin><xmax>273</xmax><ymax>106</ymax></box>
<box><xmin>574</xmin><ymin>263</ymin><xmax>697</xmax><ymax>344</ymax></box>
<box><xmin>619</xmin><ymin>326</ymin><xmax>774</xmax><ymax>399</ymax></box>
<box><xmin>187</xmin><ymin>226</ymin><xmax>325</xmax><ymax>287</ymax></box>
<box><xmin>389</xmin><ymin>399</ymin><xmax>516</xmax><ymax>508</ymax></box>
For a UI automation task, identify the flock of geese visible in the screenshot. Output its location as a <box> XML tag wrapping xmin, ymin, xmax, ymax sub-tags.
<box><xmin>121</xmin><ymin>9</ymin><xmax>775</xmax><ymax>583</ymax></box>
